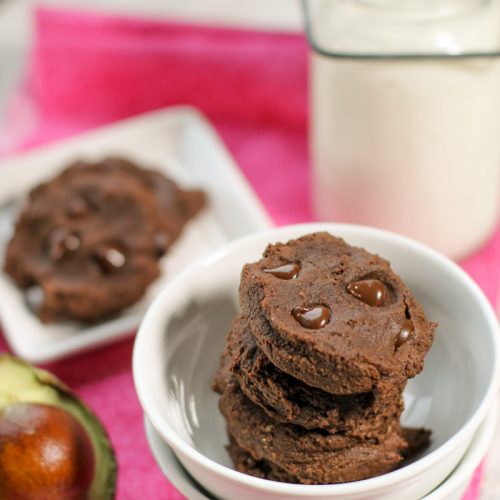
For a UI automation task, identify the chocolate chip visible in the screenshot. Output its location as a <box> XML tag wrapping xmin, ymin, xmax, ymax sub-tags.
<box><xmin>67</xmin><ymin>197</ymin><xmax>89</xmax><ymax>218</ymax></box>
<box><xmin>93</xmin><ymin>244</ymin><xmax>126</xmax><ymax>273</ymax></box>
<box><xmin>292</xmin><ymin>305</ymin><xmax>330</xmax><ymax>329</ymax></box>
<box><xmin>264</xmin><ymin>263</ymin><xmax>300</xmax><ymax>280</ymax></box>
<box><xmin>154</xmin><ymin>231</ymin><xmax>169</xmax><ymax>257</ymax></box>
<box><xmin>47</xmin><ymin>228</ymin><xmax>80</xmax><ymax>261</ymax></box>
<box><xmin>396</xmin><ymin>319</ymin><xmax>413</xmax><ymax>347</ymax></box>
<box><xmin>347</xmin><ymin>279</ymin><xmax>388</xmax><ymax>307</ymax></box>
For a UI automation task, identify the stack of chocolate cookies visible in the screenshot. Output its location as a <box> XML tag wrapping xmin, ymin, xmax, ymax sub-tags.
<box><xmin>213</xmin><ymin>232</ymin><xmax>436</xmax><ymax>484</ymax></box>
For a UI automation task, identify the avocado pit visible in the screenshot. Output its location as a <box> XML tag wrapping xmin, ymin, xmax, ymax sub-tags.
<box><xmin>0</xmin><ymin>403</ymin><xmax>95</xmax><ymax>500</ymax></box>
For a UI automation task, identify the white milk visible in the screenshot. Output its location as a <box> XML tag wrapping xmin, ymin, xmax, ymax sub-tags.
<box><xmin>311</xmin><ymin>0</ymin><xmax>500</xmax><ymax>258</ymax></box>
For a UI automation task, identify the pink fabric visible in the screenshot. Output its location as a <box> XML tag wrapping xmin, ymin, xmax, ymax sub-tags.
<box><xmin>1</xmin><ymin>7</ymin><xmax>496</xmax><ymax>498</ymax></box>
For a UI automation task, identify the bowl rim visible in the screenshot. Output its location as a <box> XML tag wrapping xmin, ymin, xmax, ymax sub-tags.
<box><xmin>133</xmin><ymin>222</ymin><xmax>500</xmax><ymax>495</ymax></box>
<box><xmin>423</xmin><ymin>399</ymin><xmax>498</xmax><ymax>499</ymax></box>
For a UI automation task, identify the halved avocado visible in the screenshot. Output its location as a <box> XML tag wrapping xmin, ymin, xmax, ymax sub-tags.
<box><xmin>0</xmin><ymin>354</ymin><xmax>117</xmax><ymax>500</ymax></box>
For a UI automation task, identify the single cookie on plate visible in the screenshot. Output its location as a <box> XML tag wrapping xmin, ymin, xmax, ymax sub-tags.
<box><xmin>66</xmin><ymin>158</ymin><xmax>206</xmax><ymax>256</ymax></box>
<box><xmin>239</xmin><ymin>232</ymin><xmax>436</xmax><ymax>395</ymax></box>
<box><xmin>4</xmin><ymin>157</ymin><xmax>206</xmax><ymax>323</ymax></box>
<box><xmin>227</xmin><ymin>316</ymin><xmax>405</xmax><ymax>437</ymax></box>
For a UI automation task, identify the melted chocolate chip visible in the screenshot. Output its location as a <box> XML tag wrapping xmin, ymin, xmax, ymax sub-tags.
<box><xmin>154</xmin><ymin>231</ymin><xmax>169</xmax><ymax>257</ymax></box>
<box><xmin>67</xmin><ymin>197</ymin><xmax>89</xmax><ymax>218</ymax></box>
<box><xmin>396</xmin><ymin>319</ymin><xmax>413</xmax><ymax>348</ymax></box>
<box><xmin>93</xmin><ymin>244</ymin><xmax>126</xmax><ymax>273</ymax></box>
<box><xmin>347</xmin><ymin>279</ymin><xmax>388</xmax><ymax>307</ymax></box>
<box><xmin>292</xmin><ymin>305</ymin><xmax>331</xmax><ymax>329</ymax></box>
<box><xmin>47</xmin><ymin>228</ymin><xmax>80</xmax><ymax>261</ymax></box>
<box><xmin>264</xmin><ymin>263</ymin><xmax>300</xmax><ymax>280</ymax></box>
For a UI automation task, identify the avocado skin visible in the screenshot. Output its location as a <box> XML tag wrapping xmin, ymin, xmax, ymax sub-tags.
<box><xmin>0</xmin><ymin>354</ymin><xmax>117</xmax><ymax>500</ymax></box>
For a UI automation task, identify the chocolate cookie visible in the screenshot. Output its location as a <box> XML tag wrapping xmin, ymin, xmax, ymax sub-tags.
<box><xmin>240</xmin><ymin>232</ymin><xmax>436</xmax><ymax>395</ymax></box>
<box><xmin>220</xmin><ymin>386</ymin><xmax>412</xmax><ymax>485</ymax></box>
<box><xmin>4</xmin><ymin>158</ymin><xmax>206</xmax><ymax>322</ymax></box>
<box><xmin>227</xmin><ymin>436</ymin><xmax>298</xmax><ymax>483</ymax></box>
<box><xmin>228</xmin><ymin>430</ymin><xmax>431</xmax><ymax>484</ymax></box>
<box><xmin>70</xmin><ymin>158</ymin><xmax>206</xmax><ymax>255</ymax></box>
<box><xmin>227</xmin><ymin>316</ymin><xmax>405</xmax><ymax>437</ymax></box>
<box><xmin>212</xmin><ymin>332</ymin><xmax>238</xmax><ymax>396</ymax></box>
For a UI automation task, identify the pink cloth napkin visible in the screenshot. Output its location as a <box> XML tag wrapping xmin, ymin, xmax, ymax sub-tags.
<box><xmin>1</xmin><ymin>7</ymin><xmax>497</xmax><ymax>499</ymax></box>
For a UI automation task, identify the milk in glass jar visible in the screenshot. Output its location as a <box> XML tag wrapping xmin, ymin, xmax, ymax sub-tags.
<box><xmin>305</xmin><ymin>0</ymin><xmax>500</xmax><ymax>258</ymax></box>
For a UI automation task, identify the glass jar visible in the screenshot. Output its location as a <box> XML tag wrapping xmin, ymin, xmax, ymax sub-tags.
<box><xmin>305</xmin><ymin>0</ymin><xmax>500</xmax><ymax>259</ymax></box>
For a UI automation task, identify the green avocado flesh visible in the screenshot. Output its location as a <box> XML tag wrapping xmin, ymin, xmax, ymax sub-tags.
<box><xmin>0</xmin><ymin>355</ymin><xmax>117</xmax><ymax>500</ymax></box>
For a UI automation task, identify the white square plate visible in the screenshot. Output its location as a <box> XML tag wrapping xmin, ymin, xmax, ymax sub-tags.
<box><xmin>0</xmin><ymin>106</ymin><xmax>272</xmax><ymax>363</ymax></box>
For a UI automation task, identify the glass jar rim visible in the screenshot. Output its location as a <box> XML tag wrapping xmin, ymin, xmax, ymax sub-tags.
<box><xmin>302</xmin><ymin>0</ymin><xmax>500</xmax><ymax>60</ymax></box>
<box><xmin>356</xmin><ymin>0</ymin><xmax>482</xmax><ymax>17</ymax></box>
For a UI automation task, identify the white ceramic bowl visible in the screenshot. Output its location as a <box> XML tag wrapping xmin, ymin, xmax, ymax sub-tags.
<box><xmin>133</xmin><ymin>223</ymin><xmax>500</xmax><ymax>500</ymax></box>
<box><xmin>424</xmin><ymin>400</ymin><xmax>498</xmax><ymax>500</ymax></box>
<box><xmin>143</xmin><ymin>399</ymin><xmax>499</xmax><ymax>500</ymax></box>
